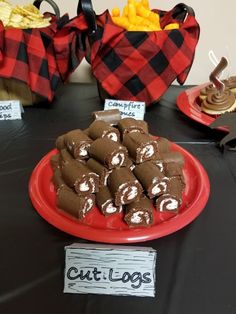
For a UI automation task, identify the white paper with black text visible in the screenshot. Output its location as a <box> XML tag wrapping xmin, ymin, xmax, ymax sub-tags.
<box><xmin>0</xmin><ymin>100</ymin><xmax>22</xmax><ymax>120</ymax></box>
<box><xmin>104</xmin><ymin>99</ymin><xmax>145</xmax><ymax>120</ymax></box>
<box><xmin>64</xmin><ymin>243</ymin><xmax>156</xmax><ymax>297</ymax></box>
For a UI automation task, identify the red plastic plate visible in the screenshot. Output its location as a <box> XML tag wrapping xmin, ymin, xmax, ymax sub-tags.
<box><xmin>176</xmin><ymin>84</ymin><xmax>228</xmax><ymax>132</ymax></box>
<box><xmin>29</xmin><ymin>144</ymin><xmax>210</xmax><ymax>243</ymax></box>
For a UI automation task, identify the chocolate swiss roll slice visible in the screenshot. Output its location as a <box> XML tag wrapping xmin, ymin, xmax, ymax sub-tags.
<box><xmin>161</xmin><ymin>151</ymin><xmax>184</xmax><ymax>167</ymax></box>
<box><xmin>164</xmin><ymin>162</ymin><xmax>185</xmax><ymax>188</ymax></box>
<box><xmin>155</xmin><ymin>137</ymin><xmax>171</xmax><ymax>154</ymax></box>
<box><xmin>89</xmin><ymin>138</ymin><xmax>128</xmax><ymax>169</ymax></box>
<box><xmin>60</xmin><ymin>148</ymin><xmax>86</xmax><ymax>166</ymax></box>
<box><xmin>50</xmin><ymin>153</ymin><xmax>60</xmax><ymax>171</ymax></box>
<box><xmin>155</xmin><ymin>177</ymin><xmax>183</xmax><ymax>213</ymax></box>
<box><xmin>56</xmin><ymin>187</ymin><xmax>95</xmax><ymax>220</ymax></box>
<box><xmin>108</xmin><ymin>167</ymin><xmax>143</xmax><ymax>206</ymax></box>
<box><xmin>59</xmin><ymin>148</ymin><xmax>74</xmax><ymax>166</ymax></box>
<box><xmin>55</xmin><ymin>134</ymin><xmax>66</xmax><ymax>150</ymax></box>
<box><xmin>151</xmin><ymin>158</ymin><xmax>165</xmax><ymax>172</ymax></box>
<box><xmin>64</xmin><ymin>129</ymin><xmax>93</xmax><ymax>159</ymax></box>
<box><xmin>87</xmin><ymin>158</ymin><xmax>111</xmax><ymax>186</ymax></box>
<box><xmin>92</xmin><ymin>109</ymin><xmax>121</xmax><ymax>126</ymax></box>
<box><xmin>52</xmin><ymin>168</ymin><xmax>68</xmax><ymax>192</ymax></box>
<box><xmin>124</xmin><ymin>195</ymin><xmax>154</xmax><ymax>227</ymax></box>
<box><xmin>122</xmin><ymin>132</ymin><xmax>158</xmax><ymax>164</ymax></box>
<box><xmin>61</xmin><ymin>159</ymin><xmax>99</xmax><ymax>195</ymax></box>
<box><xmin>96</xmin><ymin>186</ymin><xmax>122</xmax><ymax>216</ymax></box>
<box><xmin>133</xmin><ymin>161</ymin><xmax>170</xmax><ymax>198</ymax></box>
<box><xmin>88</xmin><ymin>120</ymin><xmax>120</xmax><ymax>142</ymax></box>
<box><xmin>117</xmin><ymin>118</ymin><xmax>148</xmax><ymax>135</ymax></box>
<box><xmin>152</xmin><ymin>151</ymin><xmax>184</xmax><ymax>173</ymax></box>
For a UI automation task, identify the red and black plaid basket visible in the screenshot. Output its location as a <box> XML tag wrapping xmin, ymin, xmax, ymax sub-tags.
<box><xmin>78</xmin><ymin>0</ymin><xmax>200</xmax><ymax>106</ymax></box>
<box><xmin>0</xmin><ymin>0</ymin><xmax>200</xmax><ymax>106</ymax></box>
<box><xmin>0</xmin><ymin>0</ymin><xmax>86</xmax><ymax>105</ymax></box>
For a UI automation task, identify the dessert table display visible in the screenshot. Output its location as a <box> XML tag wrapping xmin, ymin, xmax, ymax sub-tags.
<box><xmin>0</xmin><ymin>83</ymin><xmax>235</xmax><ymax>314</ymax></box>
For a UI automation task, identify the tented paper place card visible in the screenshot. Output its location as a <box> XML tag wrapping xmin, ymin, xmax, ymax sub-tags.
<box><xmin>64</xmin><ymin>243</ymin><xmax>157</xmax><ymax>297</ymax></box>
<box><xmin>104</xmin><ymin>99</ymin><xmax>145</xmax><ymax>120</ymax></box>
<box><xmin>0</xmin><ymin>100</ymin><xmax>22</xmax><ymax>120</ymax></box>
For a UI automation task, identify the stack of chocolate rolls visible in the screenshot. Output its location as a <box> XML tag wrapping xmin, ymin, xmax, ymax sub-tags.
<box><xmin>51</xmin><ymin>111</ymin><xmax>185</xmax><ymax>228</ymax></box>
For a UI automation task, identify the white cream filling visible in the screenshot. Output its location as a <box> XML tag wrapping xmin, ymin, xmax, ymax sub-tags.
<box><xmin>139</xmin><ymin>145</ymin><xmax>154</xmax><ymax>162</ymax></box>
<box><xmin>159</xmin><ymin>198</ymin><xmax>178</xmax><ymax>212</ymax></box>
<box><xmin>103</xmin><ymin>172</ymin><xmax>110</xmax><ymax>185</ymax></box>
<box><xmin>120</xmin><ymin>186</ymin><xmax>138</xmax><ymax>204</ymax></box>
<box><xmin>131</xmin><ymin>211</ymin><xmax>150</xmax><ymax>224</ymax></box>
<box><xmin>111</xmin><ymin>152</ymin><xmax>125</xmax><ymax>166</ymax></box>
<box><xmin>79</xmin><ymin>178</ymin><xmax>96</xmax><ymax>192</ymax></box>
<box><xmin>155</xmin><ymin>161</ymin><xmax>164</xmax><ymax>172</ymax></box>
<box><xmin>131</xmin><ymin>211</ymin><xmax>143</xmax><ymax>223</ymax></box>
<box><xmin>82</xmin><ymin>198</ymin><xmax>94</xmax><ymax>215</ymax></box>
<box><xmin>106</xmin><ymin>132</ymin><xmax>118</xmax><ymax>142</ymax></box>
<box><xmin>152</xmin><ymin>181</ymin><xmax>167</xmax><ymax>195</ymax></box>
<box><xmin>105</xmin><ymin>203</ymin><xmax>117</xmax><ymax>214</ymax></box>
<box><xmin>79</xmin><ymin>144</ymin><xmax>89</xmax><ymax>157</ymax></box>
<box><xmin>79</xmin><ymin>181</ymin><xmax>89</xmax><ymax>192</ymax></box>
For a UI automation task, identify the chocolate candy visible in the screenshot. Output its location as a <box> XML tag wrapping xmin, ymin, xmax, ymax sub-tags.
<box><xmin>133</xmin><ymin>161</ymin><xmax>170</xmax><ymax>198</ymax></box>
<box><xmin>155</xmin><ymin>177</ymin><xmax>183</xmax><ymax>213</ymax></box>
<box><xmin>87</xmin><ymin>158</ymin><xmax>111</xmax><ymax>186</ymax></box>
<box><xmin>124</xmin><ymin>195</ymin><xmax>154</xmax><ymax>227</ymax></box>
<box><xmin>61</xmin><ymin>159</ymin><xmax>99</xmax><ymax>195</ymax></box>
<box><xmin>117</xmin><ymin>117</ymin><xmax>148</xmax><ymax>135</ymax></box>
<box><xmin>64</xmin><ymin>129</ymin><xmax>92</xmax><ymax>159</ymax></box>
<box><xmin>92</xmin><ymin>109</ymin><xmax>121</xmax><ymax>125</ymax></box>
<box><xmin>96</xmin><ymin>186</ymin><xmax>122</xmax><ymax>216</ymax></box>
<box><xmin>122</xmin><ymin>132</ymin><xmax>158</xmax><ymax>163</ymax></box>
<box><xmin>89</xmin><ymin>138</ymin><xmax>128</xmax><ymax>169</ymax></box>
<box><xmin>108</xmin><ymin>167</ymin><xmax>143</xmax><ymax>206</ymax></box>
<box><xmin>56</xmin><ymin>187</ymin><xmax>95</xmax><ymax>220</ymax></box>
<box><xmin>88</xmin><ymin>120</ymin><xmax>120</xmax><ymax>142</ymax></box>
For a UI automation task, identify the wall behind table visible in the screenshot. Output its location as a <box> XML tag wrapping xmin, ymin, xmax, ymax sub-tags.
<box><xmin>15</xmin><ymin>0</ymin><xmax>236</xmax><ymax>85</ymax></box>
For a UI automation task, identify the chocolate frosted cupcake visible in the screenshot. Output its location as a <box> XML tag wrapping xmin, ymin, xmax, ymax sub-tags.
<box><xmin>201</xmin><ymin>89</ymin><xmax>236</xmax><ymax>115</ymax></box>
<box><xmin>223</xmin><ymin>76</ymin><xmax>236</xmax><ymax>94</ymax></box>
<box><xmin>199</xmin><ymin>84</ymin><xmax>217</xmax><ymax>101</ymax></box>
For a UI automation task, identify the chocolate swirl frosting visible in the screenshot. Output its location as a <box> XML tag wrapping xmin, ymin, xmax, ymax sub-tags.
<box><xmin>200</xmin><ymin>84</ymin><xmax>217</xmax><ymax>96</ymax></box>
<box><xmin>223</xmin><ymin>76</ymin><xmax>236</xmax><ymax>89</ymax></box>
<box><xmin>202</xmin><ymin>90</ymin><xmax>235</xmax><ymax>112</ymax></box>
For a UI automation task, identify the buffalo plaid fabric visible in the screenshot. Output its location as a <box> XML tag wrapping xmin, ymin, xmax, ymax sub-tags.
<box><xmin>53</xmin><ymin>14</ymin><xmax>88</xmax><ymax>82</ymax></box>
<box><xmin>0</xmin><ymin>14</ymin><xmax>82</xmax><ymax>101</ymax></box>
<box><xmin>90</xmin><ymin>4</ymin><xmax>200</xmax><ymax>106</ymax></box>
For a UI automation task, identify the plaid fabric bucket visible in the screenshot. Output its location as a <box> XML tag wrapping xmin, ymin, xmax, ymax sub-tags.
<box><xmin>0</xmin><ymin>0</ymin><xmax>82</xmax><ymax>105</ymax></box>
<box><xmin>79</xmin><ymin>1</ymin><xmax>200</xmax><ymax>106</ymax></box>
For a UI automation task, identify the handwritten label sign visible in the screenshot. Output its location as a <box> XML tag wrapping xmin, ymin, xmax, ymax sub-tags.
<box><xmin>104</xmin><ymin>99</ymin><xmax>145</xmax><ymax>120</ymax></box>
<box><xmin>64</xmin><ymin>243</ymin><xmax>156</xmax><ymax>297</ymax></box>
<box><xmin>0</xmin><ymin>100</ymin><xmax>22</xmax><ymax>120</ymax></box>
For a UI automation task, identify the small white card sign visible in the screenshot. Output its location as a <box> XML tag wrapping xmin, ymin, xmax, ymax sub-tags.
<box><xmin>104</xmin><ymin>99</ymin><xmax>145</xmax><ymax>120</ymax></box>
<box><xmin>64</xmin><ymin>243</ymin><xmax>157</xmax><ymax>297</ymax></box>
<box><xmin>0</xmin><ymin>100</ymin><xmax>22</xmax><ymax>120</ymax></box>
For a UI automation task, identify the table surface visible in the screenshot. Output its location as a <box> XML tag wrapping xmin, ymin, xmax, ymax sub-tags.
<box><xmin>0</xmin><ymin>83</ymin><xmax>235</xmax><ymax>314</ymax></box>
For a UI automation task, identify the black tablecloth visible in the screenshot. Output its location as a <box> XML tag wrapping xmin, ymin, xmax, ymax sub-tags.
<box><xmin>0</xmin><ymin>83</ymin><xmax>235</xmax><ymax>314</ymax></box>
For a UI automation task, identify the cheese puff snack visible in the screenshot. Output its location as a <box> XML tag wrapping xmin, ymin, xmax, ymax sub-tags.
<box><xmin>111</xmin><ymin>0</ymin><xmax>180</xmax><ymax>32</ymax></box>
